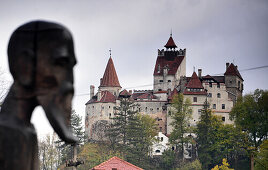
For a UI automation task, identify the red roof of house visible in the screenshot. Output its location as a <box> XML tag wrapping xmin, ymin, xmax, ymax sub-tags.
<box><xmin>92</xmin><ymin>156</ymin><xmax>143</xmax><ymax>170</ymax></box>
<box><xmin>168</xmin><ymin>88</ymin><xmax>178</xmax><ymax>100</ymax></box>
<box><xmin>119</xmin><ymin>89</ymin><xmax>131</xmax><ymax>97</ymax></box>
<box><xmin>186</xmin><ymin>72</ymin><xmax>204</xmax><ymax>89</ymax></box>
<box><xmin>164</xmin><ymin>36</ymin><xmax>177</xmax><ymax>48</ymax></box>
<box><xmin>137</xmin><ymin>92</ymin><xmax>157</xmax><ymax>100</ymax></box>
<box><xmin>153</xmin><ymin>56</ymin><xmax>184</xmax><ymax>76</ymax></box>
<box><xmin>100</xmin><ymin>57</ymin><xmax>121</xmax><ymax>87</ymax></box>
<box><xmin>224</xmin><ymin>63</ymin><xmax>243</xmax><ymax>80</ymax></box>
<box><xmin>99</xmin><ymin>91</ymin><xmax>116</xmax><ymax>103</ymax></box>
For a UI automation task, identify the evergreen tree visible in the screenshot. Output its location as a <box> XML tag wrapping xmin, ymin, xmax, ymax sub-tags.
<box><xmin>106</xmin><ymin>97</ymin><xmax>138</xmax><ymax>149</ymax></box>
<box><xmin>56</xmin><ymin>110</ymin><xmax>85</xmax><ymax>163</ymax></box>
<box><xmin>169</xmin><ymin>93</ymin><xmax>192</xmax><ymax>159</ymax></box>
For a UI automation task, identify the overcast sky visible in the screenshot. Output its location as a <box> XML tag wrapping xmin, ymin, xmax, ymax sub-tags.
<box><xmin>0</xmin><ymin>0</ymin><xmax>268</xmax><ymax>138</ymax></box>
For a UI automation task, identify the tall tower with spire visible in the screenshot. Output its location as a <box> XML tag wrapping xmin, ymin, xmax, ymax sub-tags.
<box><xmin>153</xmin><ymin>34</ymin><xmax>186</xmax><ymax>93</ymax></box>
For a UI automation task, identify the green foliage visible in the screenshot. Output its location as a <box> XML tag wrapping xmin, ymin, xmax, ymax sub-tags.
<box><xmin>160</xmin><ymin>149</ymin><xmax>177</xmax><ymax>169</ymax></box>
<box><xmin>169</xmin><ymin>93</ymin><xmax>192</xmax><ymax>158</ymax></box>
<box><xmin>77</xmin><ymin>143</ymin><xmax>124</xmax><ymax>170</ymax></box>
<box><xmin>107</xmin><ymin>98</ymin><xmax>138</xmax><ymax>148</ymax></box>
<box><xmin>255</xmin><ymin>140</ymin><xmax>268</xmax><ymax>170</ymax></box>
<box><xmin>56</xmin><ymin>110</ymin><xmax>85</xmax><ymax>163</ymax></box>
<box><xmin>196</xmin><ymin>100</ymin><xmax>249</xmax><ymax>169</ymax></box>
<box><xmin>176</xmin><ymin>159</ymin><xmax>202</xmax><ymax>170</ymax></box>
<box><xmin>230</xmin><ymin>89</ymin><xmax>268</xmax><ymax>148</ymax></box>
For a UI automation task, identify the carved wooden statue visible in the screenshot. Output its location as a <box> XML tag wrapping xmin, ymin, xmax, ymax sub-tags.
<box><xmin>0</xmin><ymin>21</ymin><xmax>78</xmax><ymax>170</ymax></box>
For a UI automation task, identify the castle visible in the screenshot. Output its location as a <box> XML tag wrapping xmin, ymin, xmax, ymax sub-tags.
<box><xmin>85</xmin><ymin>35</ymin><xmax>244</xmax><ymax>142</ymax></box>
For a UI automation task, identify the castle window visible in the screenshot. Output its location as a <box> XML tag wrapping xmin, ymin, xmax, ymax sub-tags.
<box><xmin>161</xmin><ymin>137</ymin><xmax>164</xmax><ymax>141</ymax></box>
<box><xmin>222</xmin><ymin>117</ymin><xmax>225</xmax><ymax>122</ymax></box>
<box><xmin>222</xmin><ymin>104</ymin><xmax>225</xmax><ymax>109</ymax></box>
<box><xmin>157</xmin><ymin>64</ymin><xmax>160</xmax><ymax>73</ymax></box>
<box><xmin>156</xmin><ymin>150</ymin><xmax>161</xmax><ymax>153</ymax></box>
<box><xmin>238</xmin><ymin>81</ymin><xmax>241</xmax><ymax>89</ymax></box>
<box><xmin>168</xmin><ymin>80</ymin><xmax>171</xmax><ymax>82</ymax></box>
<box><xmin>157</xmin><ymin>108</ymin><xmax>159</xmax><ymax>111</ymax></box>
<box><xmin>159</xmin><ymin>80</ymin><xmax>163</xmax><ymax>82</ymax></box>
<box><xmin>209</xmin><ymin>82</ymin><xmax>212</xmax><ymax>87</ymax></box>
<box><xmin>229</xmin><ymin>80</ymin><xmax>232</xmax><ymax>84</ymax></box>
<box><xmin>109</xmin><ymin>113</ymin><xmax>111</xmax><ymax>117</ymax></box>
<box><xmin>213</xmin><ymin>104</ymin><xmax>216</xmax><ymax>109</ymax></box>
<box><xmin>102</xmin><ymin>106</ymin><xmax>104</xmax><ymax>109</ymax></box>
<box><xmin>207</xmin><ymin>93</ymin><xmax>212</xmax><ymax>97</ymax></box>
<box><xmin>158</xmin><ymin>89</ymin><xmax>162</xmax><ymax>91</ymax></box>
<box><xmin>92</xmin><ymin>106</ymin><xmax>94</xmax><ymax>109</ymax></box>
<box><xmin>217</xmin><ymin>93</ymin><xmax>221</xmax><ymax>98</ymax></box>
<box><xmin>139</xmin><ymin>108</ymin><xmax>141</xmax><ymax>112</ymax></box>
<box><xmin>109</xmin><ymin>106</ymin><xmax>111</xmax><ymax>108</ymax></box>
<box><xmin>217</xmin><ymin>83</ymin><xmax>220</xmax><ymax>88</ymax></box>
<box><xmin>159</xmin><ymin>127</ymin><xmax>162</xmax><ymax>132</ymax></box>
<box><xmin>198</xmin><ymin>109</ymin><xmax>202</xmax><ymax>114</ymax></box>
<box><xmin>145</xmin><ymin>107</ymin><xmax>147</xmax><ymax>112</ymax></box>
<box><xmin>193</xmin><ymin>97</ymin><xmax>197</xmax><ymax>102</ymax></box>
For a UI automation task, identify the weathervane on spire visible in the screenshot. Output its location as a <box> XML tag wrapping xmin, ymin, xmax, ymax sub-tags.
<box><xmin>109</xmin><ymin>48</ymin><xmax>112</xmax><ymax>58</ymax></box>
<box><xmin>170</xmin><ymin>29</ymin><xmax>172</xmax><ymax>37</ymax></box>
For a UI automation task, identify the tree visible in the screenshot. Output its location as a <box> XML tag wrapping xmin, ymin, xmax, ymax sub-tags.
<box><xmin>195</xmin><ymin>100</ymin><xmax>222</xmax><ymax>169</ymax></box>
<box><xmin>56</xmin><ymin>110</ymin><xmax>85</xmax><ymax>163</ymax></box>
<box><xmin>169</xmin><ymin>93</ymin><xmax>192</xmax><ymax>159</ymax></box>
<box><xmin>125</xmin><ymin>114</ymin><xmax>158</xmax><ymax>169</ymax></box>
<box><xmin>230</xmin><ymin>89</ymin><xmax>268</xmax><ymax>148</ymax></box>
<box><xmin>0</xmin><ymin>68</ymin><xmax>10</xmax><ymax>102</ymax></box>
<box><xmin>255</xmin><ymin>140</ymin><xmax>268</xmax><ymax>170</ymax></box>
<box><xmin>211</xmin><ymin>158</ymin><xmax>234</xmax><ymax>170</ymax></box>
<box><xmin>39</xmin><ymin>134</ymin><xmax>59</xmax><ymax>170</ymax></box>
<box><xmin>106</xmin><ymin>97</ymin><xmax>138</xmax><ymax>149</ymax></box>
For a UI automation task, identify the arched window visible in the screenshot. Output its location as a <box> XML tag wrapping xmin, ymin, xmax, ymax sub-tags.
<box><xmin>155</xmin><ymin>150</ymin><xmax>161</xmax><ymax>153</ymax></box>
<box><xmin>217</xmin><ymin>93</ymin><xmax>221</xmax><ymax>98</ymax></box>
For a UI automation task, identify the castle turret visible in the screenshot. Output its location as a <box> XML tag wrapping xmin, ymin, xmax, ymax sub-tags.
<box><xmin>224</xmin><ymin>63</ymin><xmax>243</xmax><ymax>102</ymax></box>
<box><xmin>153</xmin><ymin>34</ymin><xmax>186</xmax><ymax>92</ymax></box>
<box><xmin>98</xmin><ymin>56</ymin><xmax>122</xmax><ymax>98</ymax></box>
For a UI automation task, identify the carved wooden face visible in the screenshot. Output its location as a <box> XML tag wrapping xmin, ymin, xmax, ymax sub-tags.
<box><xmin>8</xmin><ymin>21</ymin><xmax>78</xmax><ymax>143</ymax></box>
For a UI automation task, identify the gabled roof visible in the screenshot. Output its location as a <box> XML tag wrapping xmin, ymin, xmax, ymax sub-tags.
<box><xmin>92</xmin><ymin>156</ymin><xmax>143</xmax><ymax>170</ymax></box>
<box><xmin>164</xmin><ymin>36</ymin><xmax>177</xmax><ymax>48</ymax></box>
<box><xmin>185</xmin><ymin>72</ymin><xmax>204</xmax><ymax>89</ymax></box>
<box><xmin>168</xmin><ymin>88</ymin><xmax>178</xmax><ymax>101</ymax></box>
<box><xmin>224</xmin><ymin>63</ymin><xmax>243</xmax><ymax>80</ymax></box>
<box><xmin>99</xmin><ymin>91</ymin><xmax>116</xmax><ymax>103</ymax></box>
<box><xmin>119</xmin><ymin>89</ymin><xmax>131</xmax><ymax>97</ymax></box>
<box><xmin>153</xmin><ymin>55</ymin><xmax>184</xmax><ymax>76</ymax></box>
<box><xmin>100</xmin><ymin>57</ymin><xmax>121</xmax><ymax>87</ymax></box>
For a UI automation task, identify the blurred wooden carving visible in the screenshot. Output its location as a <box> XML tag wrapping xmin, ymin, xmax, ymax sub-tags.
<box><xmin>0</xmin><ymin>21</ymin><xmax>77</xmax><ymax>170</ymax></box>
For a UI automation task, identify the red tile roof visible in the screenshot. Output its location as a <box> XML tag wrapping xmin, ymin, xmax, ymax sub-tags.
<box><xmin>185</xmin><ymin>72</ymin><xmax>204</xmax><ymax>89</ymax></box>
<box><xmin>136</xmin><ymin>92</ymin><xmax>157</xmax><ymax>100</ymax></box>
<box><xmin>119</xmin><ymin>89</ymin><xmax>131</xmax><ymax>97</ymax></box>
<box><xmin>164</xmin><ymin>36</ymin><xmax>177</xmax><ymax>48</ymax></box>
<box><xmin>224</xmin><ymin>63</ymin><xmax>243</xmax><ymax>80</ymax></box>
<box><xmin>92</xmin><ymin>156</ymin><xmax>143</xmax><ymax>170</ymax></box>
<box><xmin>153</xmin><ymin>56</ymin><xmax>184</xmax><ymax>76</ymax></box>
<box><xmin>168</xmin><ymin>88</ymin><xmax>178</xmax><ymax>101</ymax></box>
<box><xmin>99</xmin><ymin>91</ymin><xmax>116</xmax><ymax>103</ymax></box>
<box><xmin>100</xmin><ymin>57</ymin><xmax>121</xmax><ymax>87</ymax></box>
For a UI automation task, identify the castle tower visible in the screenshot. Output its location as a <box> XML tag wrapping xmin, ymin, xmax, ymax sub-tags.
<box><xmin>98</xmin><ymin>56</ymin><xmax>122</xmax><ymax>99</ymax></box>
<box><xmin>153</xmin><ymin>34</ymin><xmax>186</xmax><ymax>92</ymax></box>
<box><xmin>224</xmin><ymin>63</ymin><xmax>244</xmax><ymax>102</ymax></box>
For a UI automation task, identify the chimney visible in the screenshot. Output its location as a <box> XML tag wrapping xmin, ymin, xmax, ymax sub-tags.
<box><xmin>226</xmin><ymin>63</ymin><xmax>230</xmax><ymax>70</ymax></box>
<box><xmin>235</xmin><ymin>65</ymin><xmax>238</xmax><ymax>70</ymax></box>
<box><xmin>90</xmin><ymin>85</ymin><xmax>95</xmax><ymax>99</ymax></box>
<box><xmin>198</xmin><ymin>69</ymin><xmax>202</xmax><ymax>77</ymax></box>
<box><xmin>100</xmin><ymin>78</ymin><xmax>103</xmax><ymax>85</ymax></box>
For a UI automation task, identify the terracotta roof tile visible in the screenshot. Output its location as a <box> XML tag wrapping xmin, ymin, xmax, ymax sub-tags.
<box><xmin>100</xmin><ymin>57</ymin><xmax>121</xmax><ymax>87</ymax></box>
<box><xmin>119</xmin><ymin>89</ymin><xmax>131</xmax><ymax>97</ymax></box>
<box><xmin>153</xmin><ymin>55</ymin><xmax>184</xmax><ymax>75</ymax></box>
<box><xmin>168</xmin><ymin>88</ymin><xmax>178</xmax><ymax>100</ymax></box>
<box><xmin>99</xmin><ymin>91</ymin><xmax>116</xmax><ymax>103</ymax></box>
<box><xmin>164</xmin><ymin>36</ymin><xmax>177</xmax><ymax>48</ymax></box>
<box><xmin>224</xmin><ymin>63</ymin><xmax>243</xmax><ymax>80</ymax></box>
<box><xmin>186</xmin><ymin>72</ymin><xmax>204</xmax><ymax>89</ymax></box>
<box><xmin>92</xmin><ymin>156</ymin><xmax>143</xmax><ymax>170</ymax></box>
<box><xmin>136</xmin><ymin>92</ymin><xmax>157</xmax><ymax>100</ymax></box>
